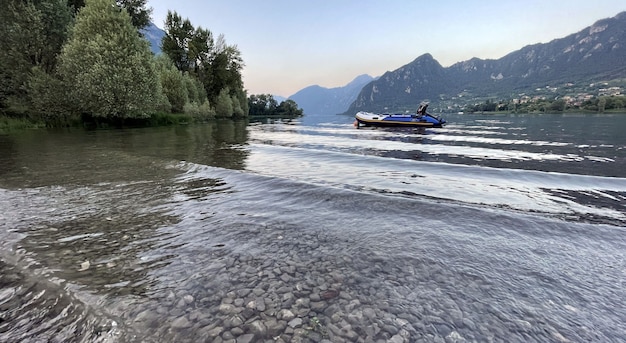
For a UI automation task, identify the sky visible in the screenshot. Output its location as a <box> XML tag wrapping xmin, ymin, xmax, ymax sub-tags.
<box><xmin>147</xmin><ymin>1</ymin><xmax>625</xmax><ymax>97</ymax></box>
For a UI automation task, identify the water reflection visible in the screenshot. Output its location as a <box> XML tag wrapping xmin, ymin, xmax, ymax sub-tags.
<box><xmin>0</xmin><ymin>120</ymin><xmax>250</xmax><ymax>189</ymax></box>
<box><xmin>2</xmin><ymin>114</ymin><xmax>626</xmax><ymax>342</ymax></box>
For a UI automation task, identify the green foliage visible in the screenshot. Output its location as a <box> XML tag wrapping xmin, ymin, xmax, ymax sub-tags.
<box><xmin>69</xmin><ymin>0</ymin><xmax>151</xmax><ymax>29</ymax></box>
<box><xmin>161</xmin><ymin>11</ymin><xmax>245</xmax><ymax>116</ymax></box>
<box><xmin>184</xmin><ymin>73</ymin><xmax>207</xmax><ymax>104</ymax></box>
<box><xmin>248</xmin><ymin>94</ymin><xmax>277</xmax><ymax>116</ymax></box>
<box><xmin>248</xmin><ymin>94</ymin><xmax>303</xmax><ymax>117</ymax></box>
<box><xmin>154</xmin><ymin>54</ymin><xmax>188</xmax><ymax>113</ymax></box>
<box><xmin>116</xmin><ymin>0</ymin><xmax>152</xmax><ymax>29</ymax></box>
<box><xmin>28</xmin><ymin>66</ymin><xmax>77</xmax><ymax>126</ymax></box>
<box><xmin>466</xmin><ymin>95</ymin><xmax>626</xmax><ymax>114</ymax></box>
<box><xmin>161</xmin><ymin>12</ymin><xmax>197</xmax><ymax>72</ymax></box>
<box><xmin>0</xmin><ymin>116</ymin><xmax>46</xmax><ymax>133</ymax></box>
<box><xmin>183</xmin><ymin>100</ymin><xmax>215</xmax><ymax>121</ymax></box>
<box><xmin>145</xmin><ymin>112</ymin><xmax>192</xmax><ymax>126</ymax></box>
<box><xmin>276</xmin><ymin>99</ymin><xmax>304</xmax><ymax>117</ymax></box>
<box><xmin>0</xmin><ymin>0</ymin><xmax>247</xmax><ymax>127</ymax></box>
<box><xmin>58</xmin><ymin>0</ymin><xmax>160</xmax><ymax>120</ymax></box>
<box><xmin>215</xmin><ymin>88</ymin><xmax>233</xmax><ymax>117</ymax></box>
<box><xmin>0</xmin><ymin>0</ymin><xmax>72</xmax><ymax>114</ymax></box>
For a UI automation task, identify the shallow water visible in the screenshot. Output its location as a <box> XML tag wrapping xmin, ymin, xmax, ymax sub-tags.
<box><xmin>1</xmin><ymin>114</ymin><xmax>625</xmax><ymax>342</ymax></box>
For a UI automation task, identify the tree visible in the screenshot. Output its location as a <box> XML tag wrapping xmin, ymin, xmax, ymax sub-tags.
<box><xmin>276</xmin><ymin>99</ymin><xmax>303</xmax><ymax>116</ymax></box>
<box><xmin>215</xmin><ymin>88</ymin><xmax>233</xmax><ymax>117</ymax></box>
<box><xmin>28</xmin><ymin>66</ymin><xmax>71</xmax><ymax>125</ymax></box>
<box><xmin>549</xmin><ymin>99</ymin><xmax>566</xmax><ymax>112</ymax></box>
<box><xmin>0</xmin><ymin>0</ymin><xmax>72</xmax><ymax>114</ymax></box>
<box><xmin>57</xmin><ymin>0</ymin><xmax>160</xmax><ymax>120</ymax></box>
<box><xmin>67</xmin><ymin>0</ymin><xmax>85</xmax><ymax>14</ymax></box>
<box><xmin>597</xmin><ymin>96</ymin><xmax>607</xmax><ymax>113</ymax></box>
<box><xmin>161</xmin><ymin>12</ymin><xmax>246</xmax><ymax>116</ymax></box>
<box><xmin>68</xmin><ymin>0</ymin><xmax>151</xmax><ymax>29</ymax></box>
<box><xmin>247</xmin><ymin>94</ymin><xmax>302</xmax><ymax>117</ymax></box>
<box><xmin>154</xmin><ymin>54</ymin><xmax>187</xmax><ymax>113</ymax></box>
<box><xmin>161</xmin><ymin>11</ymin><xmax>195</xmax><ymax>72</ymax></box>
<box><xmin>116</xmin><ymin>0</ymin><xmax>151</xmax><ymax>30</ymax></box>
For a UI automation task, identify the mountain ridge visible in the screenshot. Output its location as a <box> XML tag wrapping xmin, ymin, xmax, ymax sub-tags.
<box><xmin>344</xmin><ymin>11</ymin><xmax>626</xmax><ymax>114</ymax></box>
<box><xmin>288</xmin><ymin>74</ymin><xmax>375</xmax><ymax>115</ymax></box>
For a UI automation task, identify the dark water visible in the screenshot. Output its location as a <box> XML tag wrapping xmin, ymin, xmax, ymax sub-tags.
<box><xmin>1</xmin><ymin>114</ymin><xmax>625</xmax><ymax>342</ymax></box>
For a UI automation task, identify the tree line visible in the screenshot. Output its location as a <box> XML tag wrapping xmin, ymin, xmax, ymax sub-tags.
<box><xmin>248</xmin><ymin>94</ymin><xmax>303</xmax><ymax>117</ymax></box>
<box><xmin>465</xmin><ymin>95</ymin><xmax>626</xmax><ymax>114</ymax></box>
<box><xmin>1</xmin><ymin>0</ymin><xmax>302</xmax><ymax>128</ymax></box>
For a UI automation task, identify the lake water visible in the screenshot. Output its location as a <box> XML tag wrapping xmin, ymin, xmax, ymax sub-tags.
<box><xmin>1</xmin><ymin>113</ymin><xmax>625</xmax><ymax>342</ymax></box>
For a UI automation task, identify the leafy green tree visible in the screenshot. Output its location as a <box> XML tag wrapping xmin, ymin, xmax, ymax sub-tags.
<box><xmin>184</xmin><ymin>72</ymin><xmax>207</xmax><ymax>104</ymax></box>
<box><xmin>68</xmin><ymin>0</ymin><xmax>151</xmax><ymax>29</ymax></box>
<box><xmin>235</xmin><ymin>88</ymin><xmax>249</xmax><ymax>116</ymax></box>
<box><xmin>161</xmin><ymin>11</ymin><xmax>195</xmax><ymax>72</ymax></box>
<box><xmin>0</xmin><ymin>0</ymin><xmax>71</xmax><ymax>114</ymax></box>
<box><xmin>205</xmin><ymin>35</ymin><xmax>244</xmax><ymax>103</ymax></box>
<box><xmin>247</xmin><ymin>94</ymin><xmax>301</xmax><ymax>117</ymax></box>
<box><xmin>161</xmin><ymin>12</ymin><xmax>245</xmax><ymax>116</ymax></box>
<box><xmin>276</xmin><ymin>99</ymin><xmax>303</xmax><ymax>116</ymax></box>
<box><xmin>67</xmin><ymin>0</ymin><xmax>85</xmax><ymax>14</ymax></box>
<box><xmin>116</xmin><ymin>0</ymin><xmax>151</xmax><ymax>29</ymax></box>
<box><xmin>248</xmin><ymin>94</ymin><xmax>277</xmax><ymax>115</ymax></box>
<box><xmin>57</xmin><ymin>0</ymin><xmax>159</xmax><ymax>120</ymax></box>
<box><xmin>549</xmin><ymin>99</ymin><xmax>566</xmax><ymax>112</ymax></box>
<box><xmin>597</xmin><ymin>96</ymin><xmax>607</xmax><ymax>113</ymax></box>
<box><xmin>154</xmin><ymin>54</ymin><xmax>187</xmax><ymax>113</ymax></box>
<box><xmin>28</xmin><ymin>66</ymin><xmax>72</xmax><ymax>125</ymax></box>
<box><xmin>215</xmin><ymin>87</ymin><xmax>233</xmax><ymax>117</ymax></box>
<box><xmin>31</xmin><ymin>0</ymin><xmax>73</xmax><ymax>73</ymax></box>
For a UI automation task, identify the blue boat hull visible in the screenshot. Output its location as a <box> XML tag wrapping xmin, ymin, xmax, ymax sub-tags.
<box><xmin>355</xmin><ymin>111</ymin><xmax>446</xmax><ymax>128</ymax></box>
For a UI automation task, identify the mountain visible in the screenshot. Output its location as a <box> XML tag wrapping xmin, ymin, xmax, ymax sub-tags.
<box><xmin>141</xmin><ymin>22</ymin><xmax>166</xmax><ymax>54</ymax></box>
<box><xmin>289</xmin><ymin>74</ymin><xmax>375</xmax><ymax>115</ymax></box>
<box><xmin>346</xmin><ymin>11</ymin><xmax>626</xmax><ymax>114</ymax></box>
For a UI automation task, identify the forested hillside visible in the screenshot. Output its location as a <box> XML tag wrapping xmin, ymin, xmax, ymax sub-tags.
<box><xmin>1</xmin><ymin>0</ymin><xmax>247</xmax><ymax>128</ymax></box>
<box><xmin>346</xmin><ymin>11</ymin><xmax>626</xmax><ymax>114</ymax></box>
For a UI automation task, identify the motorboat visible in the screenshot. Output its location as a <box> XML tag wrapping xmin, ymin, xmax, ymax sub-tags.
<box><xmin>354</xmin><ymin>104</ymin><xmax>446</xmax><ymax>128</ymax></box>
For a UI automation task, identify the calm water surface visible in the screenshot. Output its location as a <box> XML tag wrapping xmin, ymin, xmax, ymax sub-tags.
<box><xmin>1</xmin><ymin>113</ymin><xmax>625</xmax><ymax>342</ymax></box>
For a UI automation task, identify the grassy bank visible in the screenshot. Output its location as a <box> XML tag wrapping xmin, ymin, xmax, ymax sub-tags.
<box><xmin>0</xmin><ymin>116</ymin><xmax>47</xmax><ymax>132</ymax></box>
<box><xmin>0</xmin><ymin>112</ymin><xmax>196</xmax><ymax>133</ymax></box>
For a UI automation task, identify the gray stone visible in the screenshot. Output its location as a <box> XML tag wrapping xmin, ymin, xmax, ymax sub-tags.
<box><xmin>363</xmin><ymin>307</ymin><xmax>376</xmax><ymax>320</ymax></box>
<box><xmin>247</xmin><ymin>320</ymin><xmax>267</xmax><ymax>337</ymax></box>
<box><xmin>222</xmin><ymin>331</ymin><xmax>234</xmax><ymax>340</ymax></box>
<box><xmin>207</xmin><ymin>326</ymin><xmax>224</xmax><ymax>338</ymax></box>
<box><xmin>171</xmin><ymin>315</ymin><xmax>192</xmax><ymax>329</ymax></box>
<box><xmin>219</xmin><ymin>303</ymin><xmax>236</xmax><ymax>314</ymax></box>
<box><xmin>224</xmin><ymin>315</ymin><xmax>244</xmax><ymax>328</ymax></box>
<box><xmin>183</xmin><ymin>294</ymin><xmax>194</xmax><ymax>304</ymax></box>
<box><xmin>265</xmin><ymin>318</ymin><xmax>286</xmax><ymax>337</ymax></box>
<box><xmin>288</xmin><ymin>317</ymin><xmax>303</xmax><ymax>328</ymax></box>
<box><xmin>310</xmin><ymin>301</ymin><xmax>325</xmax><ymax>311</ymax></box>
<box><xmin>236</xmin><ymin>288</ymin><xmax>251</xmax><ymax>297</ymax></box>
<box><xmin>255</xmin><ymin>297</ymin><xmax>266</xmax><ymax>311</ymax></box>
<box><xmin>277</xmin><ymin>309</ymin><xmax>295</xmax><ymax>321</ymax></box>
<box><xmin>236</xmin><ymin>333</ymin><xmax>254</xmax><ymax>343</ymax></box>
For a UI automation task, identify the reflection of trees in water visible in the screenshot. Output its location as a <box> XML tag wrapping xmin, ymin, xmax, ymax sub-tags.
<box><xmin>0</xmin><ymin>135</ymin><xmax>17</xmax><ymax>178</ymax></box>
<box><xmin>0</xmin><ymin>120</ymin><xmax>251</xmax><ymax>189</ymax></box>
<box><xmin>111</xmin><ymin>120</ymin><xmax>250</xmax><ymax>170</ymax></box>
<box><xmin>3</xmin><ymin>121</ymin><xmax>252</xmax><ymax>298</ymax></box>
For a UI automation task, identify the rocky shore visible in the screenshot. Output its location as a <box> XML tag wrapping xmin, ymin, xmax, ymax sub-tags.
<box><xmin>119</xmin><ymin>223</ymin><xmax>527</xmax><ymax>343</ymax></box>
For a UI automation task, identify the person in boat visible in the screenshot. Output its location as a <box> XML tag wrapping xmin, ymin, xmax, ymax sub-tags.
<box><xmin>416</xmin><ymin>104</ymin><xmax>428</xmax><ymax>117</ymax></box>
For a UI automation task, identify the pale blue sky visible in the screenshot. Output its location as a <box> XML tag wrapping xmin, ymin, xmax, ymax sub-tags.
<box><xmin>147</xmin><ymin>1</ymin><xmax>625</xmax><ymax>97</ymax></box>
